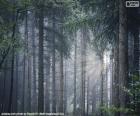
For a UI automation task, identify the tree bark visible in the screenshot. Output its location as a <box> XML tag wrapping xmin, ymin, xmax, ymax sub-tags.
<box><xmin>73</xmin><ymin>33</ymin><xmax>77</xmax><ymax>116</ymax></box>
<box><xmin>31</xmin><ymin>10</ymin><xmax>37</xmax><ymax>112</ymax></box>
<box><xmin>8</xmin><ymin>46</ymin><xmax>15</xmax><ymax>112</ymax></box>
<box><xmin>15</xmin><ymin>54</ymin><xmax>18</xmax><ymax>113</ymax></box>
<box><xmin>38</xmin><ymin>5</ymin><xmax>44</xmax><ymax>112</ymax></box>
<box><xmin>52</xmin><ymin>11</ymin><xmax>56</xmax><ymax>113</ymax></box>
<box><xmin>25</xmin><ymin>10</ymin><xmax>31</xmax><ymax>113</ymax></box>
<box><xmin>114</xmin><ymin>40</ymin><xmax>120</xmax><ymax>116</ymax></box>
<box><xmin>8</xmin><ymin>4</ymin><xmax>18</xmax><ymax>112</ymax></box>
<box><xmin>100</xmin><ymin>57</ymin><xmax>104</xmax><ymax>116</ymax></box>
<box><xmin>45</xmin><ymin>49</ymin><xmax>50</xmax><ymax>113</ymax></box>
<box><xmin>80</xmin><ymin>27</ymin><xmax>87</xmax><ymax>116</ymax></box>
<box><xmin>87</xmin><ymin>76</ymin><xmax>89</xmax><ymax>116</ymax></box>
<box><xmin>64</xmin><ymin>61</ymin><xmax>67</xmax><ymax>115</ymax></box>
<box><xmin>0</xmin><ymin>61</ymin><xmax>7</xmax><ymax>114</ymax></box>
<box><xmin>59</xmin><ymin>46</ymin><xmax>64</xmax><ymax>112</ymax></box>
<box><xmin>132</xmin><ymin>24</ymin><xmax>140</xmax><ymax>115</ymax></box>
<box><xmin>119</xmin><ymin>0</ymin><xmax>128</xmax><ymax>115</ymax></box>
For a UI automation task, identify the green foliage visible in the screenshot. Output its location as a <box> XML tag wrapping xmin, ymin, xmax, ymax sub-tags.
<box><xmin>0</xmin><ymin>0</ymin><xmax>25</xmax><ymax>68</ymax></box>
<box><xmin>101</xmin><ymin>74</ymin><xmax>140</xmax><ymax>116</ymax></box>
<box><xmin>0</xmin><ymin>0</ymin><xmax>14</xmax><ymax>12</ymax></box>
<box><xmin>62</xmin><ymin>0</ymin><xmax>119</xmax><ymax>59</ymax></box>
<box><xmin>64</xmin><ymin>9</ymin><xmax>89</xmax><ymax>31</ymax></box>
<box><xmin>54</xmin><ymin>30</ymin><xmax>71</xmax><ymax>58</ymax></box>
<box><xmin>20</xmin><ymin>0</ymin><xmax>32</xmax><ymax>7</ymax></box>
<box><xmin>128</xmin><ymin>74</ymin><xmax>140</xmax><ymax>110</ymax></box>
<box><xmin>100</xmin><ymin>105</ymin><xmax>134</xmax><ymax>115</ymax></box>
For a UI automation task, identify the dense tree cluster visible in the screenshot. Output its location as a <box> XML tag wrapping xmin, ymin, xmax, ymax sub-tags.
<box><xmin>0</xmin><ymin>0</ymin><xmax>140</xmax><ymax>116</ymax></box>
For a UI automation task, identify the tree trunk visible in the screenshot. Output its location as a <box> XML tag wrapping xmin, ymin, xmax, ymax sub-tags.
<box><xmin>132</xmin><ymin>25</ymin><xmax>140</xmax><ymax>115</ymax></box>
<box><xmin>52</xmin><ymin>11</ymin><xmax>56</xmax><ymax>113</ymax></box>
<box><xmin>100</xmin><ymin>57</ymin><xmax>104</xmax><ymax>116</ymax></box>
<box><xmin>73</xmin><ymin>33</ymin><xmax>77</xmax><ymax>116</ymax></box>
<box><xmin>133</xmin><ymin>24</ymin><xmax>139</xmax><ymax>77</ymax></box>
<box><xmin>0</xmin><ymin>61</ymin><xmax>7</xmax><ymax>114</ymax></box>
<box><xmin>15</xmin><ymin>54</ymin><xmax>18</xmax><ymax>113</ymax></box>
<box><xmin>38</xmin><ymin>5</ymin><xmax>44</xmax><ymax>112</ymax></box>
<box><xmin>64</xmin><ymin>60</ymin><xmax>67</xmax><ymax>115</ymax></box>
<box><xmin>25</xmin><ymin>10</ymin><xmax>31</xmax><ymax>113</ymax></box>
<box><xmin>22</xmin><ymin>43</ymin><xmax>25</xmax><ymax>113</ymax></box>
<box><xmin>119</xmin><ymin>0</ymin><xmax>128</xmax><ymax>115</ymax></box>
<box><xmin>92</xmin><ymin>85</ymin><xmax>96</xmax><ymax>116</ymax></box>
<box><xmin>87</xmin><ymin>76</ymin><xmax>89</xmax><ymax>116</ymax></box>
<box><xmin>8</xmin><ymin>4</ymin><xmax>17</xmax><ymax>112</ymax></box>
<box><xmin>59</xmin><ymin>47</ymin><xmax>64</xmax><ymax>112</ymax></box>
<box><xmin>8</xmin><ymin>47</ymin><xmax>15</xmax><ymax>112</ymax></box>
<box><xmin>81</xmin><ymin>27</ymin><xmax>87</xmax><ymax>116</ymax></box>
<box><xmin>45</xmin><ymin>52</ymin><xmax>50</xmax><ymax>113</ymax></box>
<box><xmin>31</xmin><ymin>10</ymin><xmax>37</xmax><ymax>112</ymax></box>
<box><xmin>113</xmin><ymin>40</ymin><xmax>120</xmax><ymax>116</ymax></box>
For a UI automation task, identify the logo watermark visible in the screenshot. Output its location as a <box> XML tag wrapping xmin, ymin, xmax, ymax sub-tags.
<box><xmin>1</xmin><ymin>113</ymin><xmax>64</xmax><ymax>116</ymax></box>
<box><xmin>126</xmin><ymin>1</ymin><xmax>139</xmax><ymax>7</ymax></box>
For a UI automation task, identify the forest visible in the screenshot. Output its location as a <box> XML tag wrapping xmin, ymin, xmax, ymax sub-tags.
<box><xmin>0</xmin><ymin>0</ymin><xmax>140</xmax><ymax>116</ymax></box>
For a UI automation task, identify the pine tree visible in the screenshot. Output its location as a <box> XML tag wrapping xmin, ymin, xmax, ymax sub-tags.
<box><xmin>38</xmin><ymin>3</ymin><xmax>44</xmax><ymax>113</ymax></box>
<box><xmin>119</xmin><ymin>0</ymin><xmax>128</xmax><ymax>115</ymax></box>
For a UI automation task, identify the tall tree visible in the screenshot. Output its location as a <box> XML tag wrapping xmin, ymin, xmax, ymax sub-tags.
<box><xmin>38</xmin><ymin>3</ymin><xmax>44</xmax><ymax>112</ymax></box>
<box><xmin>80</xmin><ymin>27</ymin><xmax>87</xmax><ymax>116</ymax></box>
<box><xmin>26</xmin><ymin>11</ymin><xmax>31</xmax><ymax>112</ymax></box>
<box><xmin>73</xmin><ymin>33</ymin><xmax>77</xmax><ymax>116</ymax></box>
<box><xmin>100</xmin><ymin>55</ymin><xmax>104</xmax><ymax>116</ymax></box>
<box><xmin>128</xmin><ymin>7</ymin><xmax>140</xmax><ymax>115</ymax></box>
<box><xmin>59</xmin><ymin>37</ymin><xmax>64</xmax><ymax>112</ymax></box>
<box><xmin>119</xmin><ymin>0</ymin><xmax>128</xmax><ymax>115</ymax></box>
<box><xmin>31</xmin><ymin>10</ymin><xmax>37</xmax><ymax>112</ymax></box>
<box><xmin>52</xmin><ymin>10</ymin><xmax>56</xmax><ymax>113</ymax></box>
<box><xmin>8</xmin><ymin>3</ymin><xmax>18</xmax><ymax>112</ymax></box>
<box><xmin>87</xmin><ymin>76</ymin><xmax>89</xmax><ymax>116</ymax></box>
<box><xmin>8</xmin><ymin>34</ymin><xmax>15</xmax><ymax>113</ymax></box>
<box><xmin>15</xmin><ymin>54</ymin><xmax>19</xmax><ymax>113</ymax></box>
<box><xmin>64</xmin><ymin>60</ymin><xmax>67</xmax><ymax>115</ymax></box>
<box><xmin>113</xmin><ymin>39</ymin><xmax>120</xmax><ymax>116</ymax></box>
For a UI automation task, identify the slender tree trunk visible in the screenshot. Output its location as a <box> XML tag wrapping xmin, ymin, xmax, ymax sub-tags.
<box><xmin>0</xmin><ymin>61</ymin><xmax>7</xmax><ymax>114</ymax></box>
<box><xmin>59</xmin><ymin>47</ymin><xmax>64</xmax><ymax>112</ymax></box>
<box><xmin>114</xmin><ymin>40</ymin><xmax>120</xmax><ymax>116</ymax></box>
<box><xmin>15</xmin><ymin>54</ymin><xmax>18</xmax><ymax>113</ymax></box>
<box><xmin>100</xmin><ymin>57</ymin><xmax>104</xmax><ymax>116</ymax></box>
<box><xmin>25</xmin><ymin>10</ymin><xmax>31</xmax><ymax>112</ymax></box>
<box><xmin>133</xmin><ymin>24</ymin><xmax>139</xmax><ymax>75</ymax></box>
<box><xmin>132</xmin><ymin>25</ymin><xmax>140</xmax><ymax>115</ymax></box>
<box><xmin>87</xmin><ymin>76</ymin><xmax>89</xmax><ymax>116</ymax></box>
<box><xmin>31</xmin><ymin>11</ymin><xmax>37</xmax><ymax>112</ymax></box>
<box><xmin>64</xmin><ymin>61</ymin><xmax>67</xmax><ymax>115</ymax></box>
<box><xmin>73</xmin><ymin>33</ymin><xmax>77</xmax><ymax>116</ymax></box>
<box><xmin>45</xmin><ymin>52</ymin><xmax>50</xmax><ymax>113</ymax></box>
<box><xmin>8</xmin><ymin>4</ymin><xmax>18</xmax><ymax>112</ymax></box>
<box><xmin>27</xmin><ymin>39</ymin><xmax>31</xmax><ymax>112</ymax></box>
<box><xmin>52</xmin><ymin>12</ymin><xmax>56</xmax><ymax>113</ymax></box>
<box><xmin>38</xmin><ymin>5</ymin><xmax>44</xmax><ymax>112</ymax></box>
<box><xmin>22</xmin><ymin>33</ymin><xmax>26</xmax><ymax>113</ymax></box>
<box><xmin>22</xmin><ymin>44</ymin><xmax>25</xmax><ymax>113</ymax></box>
<box><xmin>119</xmin><ymin>0</ymin><xmax>128</xmax><ymax>115</ymax></box>
<box><xmin>8</xmin><ymin>47</ymin><xmax>15</xmax><ymax>112</ymax></box>
<box><xmin>110</xmin><ymin>49</ymin><xmax>114</xmax><ymax>106</ymax></box>
<box><xmin>92</xmin><ymin>85</ymin><xmax>96</xmax><ymax>116</ymax></box>
<box><xmin>81</xmin><ymin>27</ymin><xmax>87</xmax><ymax>116</ymax></box>
<box><xmin>22</xmin><ymin>10</ymin><xmax>28</xmax><ymax>114</ymax></box>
